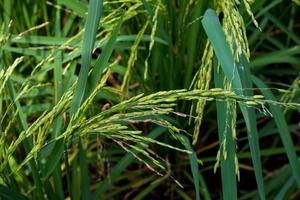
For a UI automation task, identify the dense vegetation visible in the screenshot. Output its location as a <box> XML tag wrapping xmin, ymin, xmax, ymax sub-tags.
<box><xmin>1</xmin><ymin>0</ymin><xmax>300</xmax><ymax>199</ymax></box>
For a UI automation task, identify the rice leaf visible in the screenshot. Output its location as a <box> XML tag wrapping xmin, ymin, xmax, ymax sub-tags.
<box><xmin>0</xmin><ymin>185</ymin><xmax>29</xmax><ymax>200</ymax></box>
<box><xmin>86</xmin><ymin>15</ymin><xmax>123</xmax><ymax>97</ymax></box>
<box><xmin>181</xmin><ymin>135</ymin><xmax>201</xmax><ymax>200</ymax></box>
<box><xmin>214</xmin><ymin>64</ymin><xmax>237</xmax><ymax>200</ymax></box>
<box><xmin>79</xmin><ymin>141</ymin><xmax>91</xmax><ymax>200</ymax></box>
<box><xmin>57</xmin><ymin>0</ymin><xmax>87</xmax><ymax>17</ymax></box>
<box><xmin>202</xmin><ymin>9</ymin><xmax>265</xmax><ymax>199</ymax></box>
<box><xmin>252</xmin><ymin>75</ymin><xmax>300</xmax><ymax>187</ymax></box>
<box><xmin>70</xmin><ymin>0</ymin><xmax>103</xmax><ymax>115</ymax></box>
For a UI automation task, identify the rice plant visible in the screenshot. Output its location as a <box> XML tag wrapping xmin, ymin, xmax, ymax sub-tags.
<box><xmin>0</xmin><ymin>0</ymin><xmax>300</xmax><ymax>199</ymax></box>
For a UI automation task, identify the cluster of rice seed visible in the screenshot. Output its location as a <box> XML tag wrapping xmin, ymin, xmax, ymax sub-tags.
<box><xmin>190</xmin><ymin>41</ymin><xmax>213</xmax><ymax>144</ymax></box>
<box><xmin>214</xmin><ymin>80</ymin><xmax>240</xmax><ymax>180</ymax></box>
<box><xmin>190</xmin><ymin>0</ymin><xmax>259</xmax><ymax>145</ymax></box>
<box><xmin>2</xmin><ymin>3</ymin><xmax>299</xmax><ymax>175</ymax></box>
<box><xmin>2</xmin><ymin>78</ymin><xmax>300</xmax><ymax>176</ymax></box>
<box><xmin>292</xmin><ymin>0</ymin><xmax>300</xmax><ymax>5</ymax></box>
<box><xmin>121</xmin><ymin>20</ymin><xmax>149</xmax><ymax>94</ymax></box>
<box><xmin>1</xmin><ymin>75</ymin><xmax>275</xmax><ymax>175</ymax></box>
<box><xmin>182</xmin><ymin>0</ymin><xmax>198</xmax><ymax>28</ymax></box>
<box><xmin>280</xmin><ymin>76</ymin><xmax>300</xmax><ymax>113</ymax></box>
<box><xmin>0</xmin><ymin>57</ymin><xmax>23</xmax><ymax>94</ymax></box>
<box><xmin>0</xmin><ymin>21</ymin><xmax>11</xmax><ymax>46</ymax></box>
<box><xmin>216</xmin><ymin>0</ymin><xmax>258</xmax><ymax>61</ymax></box>
<box><xmin>144</xmin><ymin>0</ymin><xmax>160</xmax><ymax>80</ymax></box>
<box><xmin>120</xmin><ymin>0</ymin><xmax>162</xmax><ymax>93</ymax></box>
<box><xmin>102</xmin><ymin>0</ymin><xmax>144</xmax><ymax>26</ymax></box>
<box><xmin>190</xmin><ymin>0</ymin><xmax>265</xmax><ymax>177</ymax></box>
<box><xmin>0</xmin><ymin>88</ymin><xmax>73</xmax><ymax>172</ymax></box>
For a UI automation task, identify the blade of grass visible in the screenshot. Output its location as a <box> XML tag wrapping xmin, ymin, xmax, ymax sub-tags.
<box><xmin>175</xmin><ymin>188</ymin><xmax>193</xmax><ymax>200</ymax></box>
<box><xmin>79</xmin><ymin>141</ymin><xmax>90</xmax><ymax>200</ymax></box>
<box><xmin>3</xmin><ymin>46</ymin><xmax>50</xmax><ymax>60</ymax></box>
<box><xmin>265</xmin><ymin>12</ymin><xmax>300</xmax><ymax>45</ymax></box>
<box><xmin>252</xmin><ymin>75</ymin><xmax>300</xmax><ymax>187</ymax></box>
<box><xmin>275</xmin><ymin>176</ymin><xmax>295</xmax><ymax>200</ymax></box>
<box><xmin>202</xmin><ymin>9</ymin><xmax>265</xmax><ymax>199</ymax></box>
<box><xmin>245</xmin><ymin>0</ymin><xmax>283</xmax><ymax>26</ymax></box>
<box><xmin>200</xmin><ymin>147</ymin><xmax>300</xmax><ymax>163</ymax></box>
<box><xmin>57</xmin><ymin>0</ymin><xmax>88</xmax><ymax>17</ymax></box>
<box><xmin>132</xmin><ymin>180</ymin><xmax>162</xmax><ymax>200</ymax></box>
<box><xmin>53</xmin><ymin>4</ymin><xmax>63</xmax><ymax>125</ymax></box>
<box><xmin>140</xmin><ymin>0</ymin><xmax>168</xmax><ymax>42</ymax></box>
<box><xmin>70</xmin><ymin>0</ymin><xmax>103</xmax><ymax>115</ymax></box>
<box><xmin>42</xmin><ymin>140</ymin><xmax>65</xmax><ymax>180</ymax></box>
<box><xmin>260</xmin><ymin>164</ymin><xmax>292</xmax><ymax>199</ymax></box>
<box><xmin>180</xmin><ymin>135</ymin><xmax>200</xmax><ymax>200</ymax></box>
<box><xmin>10</xmin><ymin>34</ymin><xmax>167</xmax><ymax>49</ymax></box>
<box><xmin>71</xmin><ymin>155</ymin><xmax>81</xmax><ymax>200</ymax></box>
<box><xmin>69</xmin><ymin>1</ymin><xmax>103</xmax><ymax>199</ymax></box>
<box><xmin>0</xmin><ymin>185</ymin><xmax>29</xmax><ymax>200</ymax></box>
<box><xmin>250</xmin><ymin>45</ymin><xmax>300</xmax><ymax>71</ymax></box>
<box><xmin>198</xmin><ymin>170</ymin><xmax>211</xmax><ymax>200</ymax></box>
<box><xmin>86</xmin><ymin>16</ymin><xmax>123</xmax><ymax>97</ymax></box>
<box><xmin>213</xmin><ymin>64</ymin><xmax>237</xmax><ymax>200</ymax></box>
<box><xmin>10</xmin><ymin>35</ymin><xmax>69</xmax><ymax>45</ymax></box>
<box><xmin>44</xmin><ymin>179</ymin><xmax>59</xmax><ymax>200</ymax></box>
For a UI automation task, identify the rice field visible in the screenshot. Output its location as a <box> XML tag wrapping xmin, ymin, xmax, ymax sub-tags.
<box><xmin>0</xmin><ymin>0</ymin><xmax>300</xmax><ymax>199</ymax></box>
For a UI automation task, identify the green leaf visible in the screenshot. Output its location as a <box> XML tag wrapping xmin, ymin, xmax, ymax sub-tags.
<box><xmin>252</xmin><ymin>75</ymin><xmax>300</xmax><ymax>187</ymax></box>
<box><xmin>79</xmin><ymin>140</ymin><xmax>91</xmax><ymax>200</ymax></box>
<box><xmin>70</xmin><ymin>0</ymin><xmax>103</xmax><ymax>115</ymax></box>
<box><xmin>202</xmin><ymin>9</ymin><xmax>265</xmax><ymax>199</ymax></box>
<box><xmin>57</xmin><ymin>0</ymin><xmax>88</xmax><ymax>17</ymax></box>
<box><xmin>250</xmin><ymin>46</ymin><xmax>300</xmax><ymax>71</ymax></box>
<box><xmin>214</xmin><ymin>64</ymin><xmax>237</xmax><ymax>200</ymax></box>
<box><xmin>42</xmin><ymin>140</ymin><xmax>65</xmax><ymax>180</ymax></box>
<box><xmin>86</xmin><ymin>15</ymin><xmax>123</xmax><ymax>97</ymax></box>
<box><xmin>0</xmin><ymin>185</ymin><xmax>29</xmax><ymax>200</ymax></box>
<box><xmin>180</xmin><ymin>135</ymin><xmax>201</xmax><ymax>200</ymax></box>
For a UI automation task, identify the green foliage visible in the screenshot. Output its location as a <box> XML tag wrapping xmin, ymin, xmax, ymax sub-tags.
<box><xmin>0</xmin><ymin>0</ymin><xmax>300</xmax><ymax>199</ymax></box>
